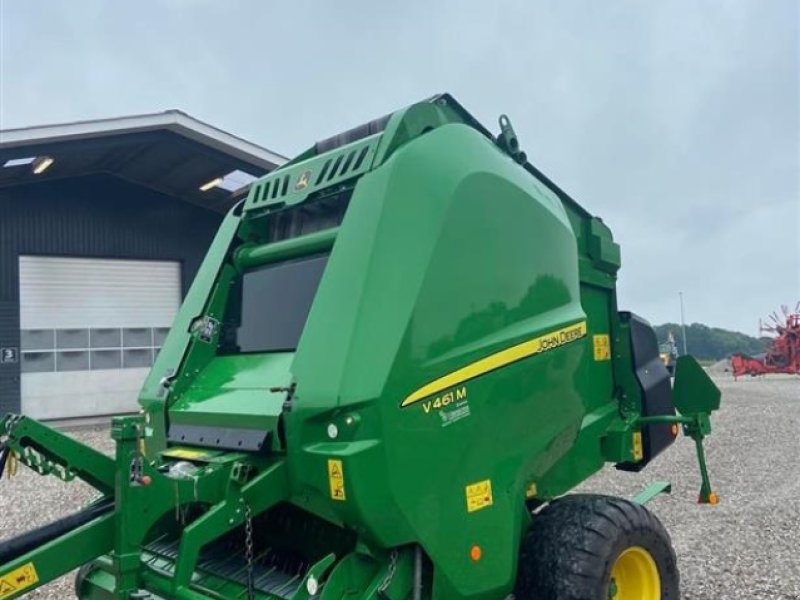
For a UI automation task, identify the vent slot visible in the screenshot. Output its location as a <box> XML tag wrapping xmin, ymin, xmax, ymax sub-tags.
<box><xmin>259</xmin><ymin>182</ymin><xmax>271</xmax><ymax>203</ymax></box>
<box><xmin>271</xmin><ymin>178</ymin><xmax>281</xmax><ymax>199</ymax></box>
<box><xmin>327</xmin><ymin>155</ymin><xmax>343</xmax><ymax>181</ymax></box>
<box><xmin>352</xmin><ymin>146</ymin><xmax>370</xmax><ymax>171</ymax></box>
<box><xmin>315</xmin><ymin>160</ymin><xmax>331</xmax><ymax>185</ymax></box>
<box><xmin>282</xmin><ymin>175</ymin><xmax>290</xmax><ymax>196</ymax></box>
<box><xmin>339</xmin><ymin>151</ymin><xmax>355</xmax><ymax>176</ymax></box>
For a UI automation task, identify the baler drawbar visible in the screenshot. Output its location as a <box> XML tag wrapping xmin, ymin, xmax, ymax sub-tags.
<box><xmin>0</xmin><ymin>95</ymin><xmax>720</xmax><ymax>600</ymax></box>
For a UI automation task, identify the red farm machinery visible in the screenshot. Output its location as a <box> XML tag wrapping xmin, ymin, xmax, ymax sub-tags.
<box><xmin>731</xmin><ymin>303</ymin><xmax>800</xmax><ymax>378</ymax></box>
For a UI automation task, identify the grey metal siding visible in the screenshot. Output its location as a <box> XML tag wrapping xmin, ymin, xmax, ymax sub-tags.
<box><xmin>0</xmin><ymin>174</ymin><xmax>222</xmax><ymax>414</ymax></box>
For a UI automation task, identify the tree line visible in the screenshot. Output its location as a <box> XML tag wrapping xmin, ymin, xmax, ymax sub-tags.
<box><xmin>653</xmin><ymin>322</ymin><xmax>770</xmax><ymax>361</ymax></box>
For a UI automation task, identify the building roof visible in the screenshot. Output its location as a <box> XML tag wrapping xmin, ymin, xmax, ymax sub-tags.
<box><xmin>0</xmin><ymin>110</ymin><xmax>287</xmax><ymax>213</ymax></box>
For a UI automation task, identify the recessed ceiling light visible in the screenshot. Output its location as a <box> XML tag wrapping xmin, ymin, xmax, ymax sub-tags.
<box><xmin>3</xmin><ymin>157</ymin><xmax>37</xmax><ymax>167</ymax></box>
<box><xmin>199</xmin><ymin>176</ymin><xmax>224</xmax><ymax>192</ymax></box>
<box><xmin>32</xmin><ymin>156</ymin><xmax>54</xmax><ymax>174</ymax></box>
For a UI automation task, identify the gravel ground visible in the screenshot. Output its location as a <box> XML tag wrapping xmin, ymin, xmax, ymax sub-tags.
<box><xmin>1</xmin><ymin>374</ymin><xmax>798</xmax><ymax>599</ymax></box>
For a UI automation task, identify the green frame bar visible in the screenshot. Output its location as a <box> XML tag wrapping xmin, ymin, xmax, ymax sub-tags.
<box><xmin>234</xmin><ymin>227</ymin><xmax>339</xmax><ymax>271</ymax></box>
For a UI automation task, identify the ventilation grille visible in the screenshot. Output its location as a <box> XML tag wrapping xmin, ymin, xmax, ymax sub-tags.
<box><xmin>246</xmin><ymin>136</ymin><xmax>377</xmax><ymax>210</ymax></box>
<box><xmin>314</xmin><ymin>144</ymin><xmax>370</xmax><ymax>186</ymax></box>
<box><xmin>254</xmin><ymin>173</ymin><xmax>291</xmax><ymax>204</ymax></box>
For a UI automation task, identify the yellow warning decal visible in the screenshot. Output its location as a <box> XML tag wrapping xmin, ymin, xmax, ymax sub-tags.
<box><xmin>593</xmin><ymin>334</ymin><xmax>611</xmax><ymax>361</ymax></box>
<box><xmin>632</xmin><ymin>432</ymin><xmax>644</xmax><ymax>461</ymax></box>
<box><xmin>327</xmin><ymin>459</ymin><xmax>346</xmax><ymax>501</ymax></box>
<box><xmin>525</xmin><ymin>482</ymin><xmax>538</xmax><ymax>499</ymax></box>
<box><xmin>0</xmin><ymin>562</ymin><xmax>39</xmax><ymax>599</ymax></box>
<box><xmin>162</xmin><ymin>448</ymin><xmax>212</xmax><ymax>460</ymax></box>
<box><xmin>465</xmin><ymin>479</ymin><xmax>493</xmax><ymax>513</ymax></box>
<box><xmin>402</xmin><ymin>321</ymin><xmax>588</xmax><ymax>408</ymax></box>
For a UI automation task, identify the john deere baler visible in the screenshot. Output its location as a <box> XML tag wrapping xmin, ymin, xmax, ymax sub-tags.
<box><xmin>0</xmin><ymin>95</ymin><xmax>720</xmax><ymax>600</ymax></box>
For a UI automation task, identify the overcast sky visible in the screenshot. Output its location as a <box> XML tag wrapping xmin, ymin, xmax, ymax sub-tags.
<box><xmin>1</xmin><ymin>1</ymin><xmax>797</xmax><ymax>334</ymax></box>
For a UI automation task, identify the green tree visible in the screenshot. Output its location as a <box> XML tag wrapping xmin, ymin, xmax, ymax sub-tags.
<box><xmin>653</xmin><ymin>323</ymin><xmax>769</xmax><ymax>361</ymax></box>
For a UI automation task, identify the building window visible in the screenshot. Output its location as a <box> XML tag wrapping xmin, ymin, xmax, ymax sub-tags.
<box><xmin>20</xmin><ymin>327</ymin><xmax>167</xmax><ymax>373</ymax></box>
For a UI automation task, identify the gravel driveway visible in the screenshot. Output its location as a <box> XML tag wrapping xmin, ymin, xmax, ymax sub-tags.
<box><xmin>1</xmin><ymin>374</ymin><xmax>798</xmax><ymax>599</ymax></box>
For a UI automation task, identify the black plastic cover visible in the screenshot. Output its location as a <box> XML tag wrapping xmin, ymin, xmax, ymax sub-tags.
<box><xmin>617</xmin><ymin>312</ymin><xmax>676</xmax><ymax>471</ymax></box>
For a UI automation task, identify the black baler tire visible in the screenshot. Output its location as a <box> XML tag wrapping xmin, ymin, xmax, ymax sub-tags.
<box><xmin>514</xmin><ymin>494</ymin><xmax>679</xmax><ymax>600</ymax></box>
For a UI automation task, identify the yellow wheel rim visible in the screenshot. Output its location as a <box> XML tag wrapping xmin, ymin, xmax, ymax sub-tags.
<box><xmin>608</xmin><ymin>546</ymin><xmax>661</xmax><ymax>600</ymax></box>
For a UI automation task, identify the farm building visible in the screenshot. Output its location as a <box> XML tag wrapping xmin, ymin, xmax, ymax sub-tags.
<box><xmin>0</xmin><ymin>112</ymin><xmax>284</xmax><ymax>420</ymax></box>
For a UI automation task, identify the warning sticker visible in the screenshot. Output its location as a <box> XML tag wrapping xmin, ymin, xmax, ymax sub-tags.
<box><xmin>593</xmin><ymin>334</ymin><xmax>611</xmax><ymax>361</ymax></box>
<box><xmin>465</xmin><ymin>479</ymin><xmax>493</xmax><ymax>513</ymax></box>
<box><xmin>327</xmin><ymin>459</ymin><xmax>346</xmax><ymax>501</ymax></box>
<box><xmin>632</xmin><ymin>432</ymin><xmax>644</xmax><ymax>461</ymax></box>
<box><xmin>0</xmin><ymin>562</ymin><xmax>39</xmax><ymax>599</ymax></box>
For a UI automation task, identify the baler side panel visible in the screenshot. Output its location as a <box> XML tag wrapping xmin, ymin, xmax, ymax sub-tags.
<box><xmin>289</xmin><ymin>123</ymin><xmax>587</xmax><ymax>600</ymax></box>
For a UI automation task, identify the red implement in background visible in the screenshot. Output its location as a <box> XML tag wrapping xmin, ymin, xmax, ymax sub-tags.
<box><xmin>731</xmin><ymin>303</ymin><xmax>800</xmax><ymax>378</ymax></box>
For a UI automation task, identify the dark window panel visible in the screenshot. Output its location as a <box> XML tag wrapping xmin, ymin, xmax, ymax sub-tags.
<box><xmin>56</xmin><ymin>350</ymin><xmax>90</xmax><ymax>372</ymax></box>
<box><xmin>91</xmin><ymin>329</ymin><xmax>121</xmax><ymax>349</ymax></box>
<box><xmin>123</xmin><ymin>328</ymin><xmax>152</xmax><ymax>348</ymax></box>
<box><xmin>21</xmin><ymin>351</ymin><xmax>55</xmax><ymax>373</ymax></box>
<box><xmin>224</xmin><ymin>254</ymin><xmax>328</xmax><ymax>354</ymax></box>
<box><xmin>56</xmin><ymin>329</ymin><xmax>89</xmax><ymax>350</ymax></box>
<box><xmin>91</xmin><ymin>350</ymin><xmax>122</xmax><ymax>370</ymax></box>
<box><xmin>21</xmin><ymin>330</ymin><xmax>55</xmax><ymax>351</ymax></box>
<box><xmin>123</xmin><ymin>348</ymin><xmax>152</xmax><ymax>369</ymax></box>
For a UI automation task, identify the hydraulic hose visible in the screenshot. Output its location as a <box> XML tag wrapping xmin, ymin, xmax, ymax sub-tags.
<box><xmin>0</xmin><ymin>496</ymin><xmax>114</xmax><ymax>565</ymax></box>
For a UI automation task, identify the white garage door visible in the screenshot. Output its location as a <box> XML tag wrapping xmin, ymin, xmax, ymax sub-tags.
<box><xmin>19</xmin><ymin>256</ymin><xmax>181</xmax><ymax>420</ymax></box>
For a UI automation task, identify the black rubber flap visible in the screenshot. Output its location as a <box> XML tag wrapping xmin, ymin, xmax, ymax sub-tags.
<box><xmin>168</xmin><ymin>424</ymin><xmax>269</xmax><ymax>452</ymax></box>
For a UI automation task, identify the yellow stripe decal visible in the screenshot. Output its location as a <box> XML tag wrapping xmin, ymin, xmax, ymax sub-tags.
<box><xmin>401</xmin><ymin>321</ymin><xmax>587</xmax><ymax>408</ymax></box>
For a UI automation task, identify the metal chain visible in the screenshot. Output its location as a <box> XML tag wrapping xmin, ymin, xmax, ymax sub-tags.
<box><xmin>377</xmin><ymin>549</ymin><xmax>398</xmax><ymax>597</ymax></box>
<box><xmin>244</xmin><ymin>504</ymin><xmax>255</xmax><ymax>600</ymax></box>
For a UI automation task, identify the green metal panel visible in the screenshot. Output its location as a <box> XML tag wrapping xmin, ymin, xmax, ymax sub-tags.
<box><xmin>168</xmin><ymin>353</ymin><xmax>293</xmax><ymax>430</ymax></box>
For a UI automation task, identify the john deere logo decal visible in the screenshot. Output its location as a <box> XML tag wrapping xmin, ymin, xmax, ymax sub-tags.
<box><xmin>295</xmin><ymin>170</ymin><xmax>312</xmax><ymax>191</ymax></box>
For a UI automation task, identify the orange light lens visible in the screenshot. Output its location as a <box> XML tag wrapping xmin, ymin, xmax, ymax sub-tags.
<box><xmin>470</xmin><ymin>545</ymin><xmax>482</xmax><ymax>561</ymax></box>
<box><xmin>708</xmin><ymin>492</ymin><xmax>719</xmax><ymax>505</ymax></box>
<box><xmin>671</xmin><ymin>424</ymin><xmax>679</xmax><ymax>436</ymax></box>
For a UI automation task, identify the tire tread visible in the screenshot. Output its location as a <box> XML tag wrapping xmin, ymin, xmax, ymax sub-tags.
<box><xmin>514</xmin><ymin>494</ymin><xmax>679</xmax><ymax>600</ymax></box>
